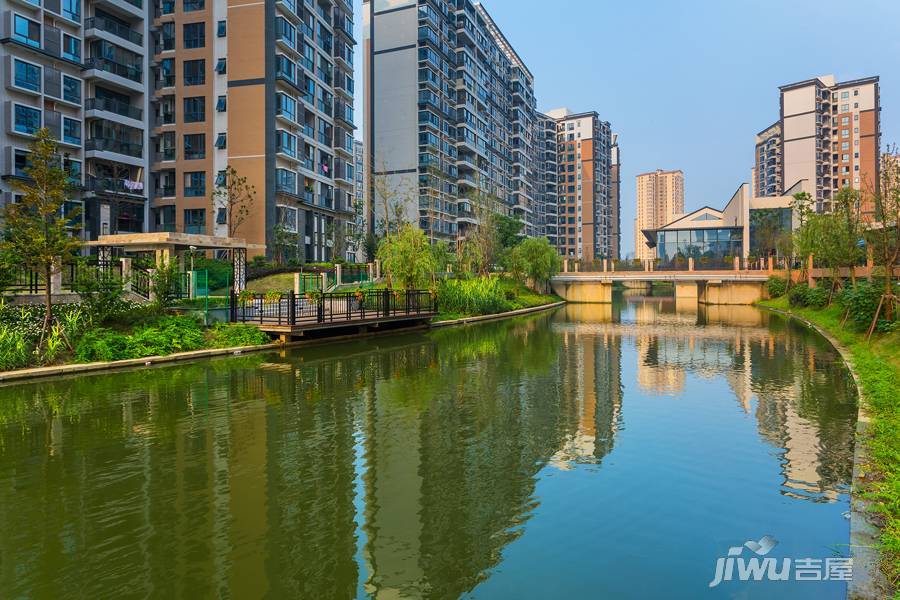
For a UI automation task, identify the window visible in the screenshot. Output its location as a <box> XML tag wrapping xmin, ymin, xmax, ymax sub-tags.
<box><xmin>853</xmin><ymin>89</ymin><xmax>859</xmax><ymax>96</ymax></box>
<box><xmin>276</xmin><ymin>206</ymin><xmax>298</xmax><ymax>232</ymax></box>
<box><xmin>183</xmin><ymin>133</ymin><xmax>205</xmax><ymax>159</ymax></box>
<box><xmin>217</xmin><ymin>20</ymin><xmax>226</xmax><ymax>37</ymax></box>
<box><xmin>160</xmin><ymin>58</ymin><xmax>175</xmax><ymax>86</ymax></box>
<box><xmin>215</xmin><ymin>58</ymin><xmax>226</xmax><ymax>74</ymax></box>
<box><xmin>184</xmin><ymin>0</ymin><xmax>204</xmax><ymax>11</ymax></box>
<box><xmin>216</xmin><ymin>95</ymin><xmax>227</xmax><ymax>112</ymax></box>
<box><xmin>841</xmin><ymin>91</ymin><xmax>849</xmax><ymax>99</ymax></box>
<box><xmin>62</xmin><ymin>75</ymin><xmax>81</xmax><ymax>104</ymax></box>
<box><xmin>62</xmin><ymin>34</ymin><xmax>81</xmax><ymax>62</ymax></box>
<box><xmin>61</xmin><ymin>0</ymin><xmax>81</xmax><ymax>21</ymax></box>
<box><xmin>183</xmin><ymin>59</ymin><xmax>205</xmax><ymax>85</ymax></box>
<box><xmin>14</xmin><ymin>15</ymin><xmax>41</xmax><ymax>48</ymax></box>
<box><xmin>63</xmin><ymin>118</ymin><xmax>81</xmax><ymax>145</ymax></box>
<box><xmin>183</xmin><ymin>96</ymin><xmax>205</xmax><ymax>122</ymax></box>
<box><xmin>184</xmin><ymin>172</ymin><xmax>205</xmax><ymax>196</ymax></box>
<box><xmin>65</xmin><ymin>158</ymin><xmax>81</xmax><ymax>185</ymax></box>
<box><xmin>161</xmin><ymin>22</ymin><xmax>175</xmax><ymax>50</ymax></box>
<box><xmin>276</xmin><ymin>93</ymin><xmax>296</xmax><ymax>121</ymax></box>
<box><xmin>13</xmin><ymin>149</ymin><xmax>31</xmax><ymax>178</ymax></box>
<box><xmin>183</xmin><ymin>23</ymin><xmax>205</xmax><ymax>48</ymax></box>
<box><xmin>183</xmin><ymin>208</ymin><xmax>206</xmax><ymax>233</ymax></box>
<box><xmin>13</xmin><ymin>104</ymin><xmax>41</xmax><ymax>135</ymax></box>
<box><xmin>13</xmin><ymin>59</ymin><xmax>40</xmax><ymax>92</ymax></box>
<box><xmin>215</xmin><ymin>133</ymin><xmax>226</xmax><ymax>149</ymax></box>
<box><xmin>841</xmin><ymin>104</ymin><xmax>849</xmax><ymax>112</ymax></box>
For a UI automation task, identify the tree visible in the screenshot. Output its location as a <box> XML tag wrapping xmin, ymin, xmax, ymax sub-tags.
<box><xmin>501</xmin><ymin>244</ymin><xmax>527</xmax><ymax>290</ymax></box>
<box><xmin>749</xmin><ymin>208</ymin><xmax>784</xmax><ymax>259</ymax></box>
<box><xmin>865</xmin><ymin>148</ymin><xmax>900</xmax><ymax>321</ymax></box>
<box><xmin>495</xmin><ymin>214</ymin><xmax>524</xmax><ymax>250</ymax></box>
<box><xmin>371</xmin><ymin>161</ymin><xmax>414</xmax><ymax>240</ymax></box>
<box><xmin>462</xmin><ymin>180</ymin><xmax>502</xmax><ymax>276</ymax></box>
<box><xmin>376</xmin><ymin>223</ymin><xmax>436</xmax><ymax>289</ymax></box>
<box><xmin>1</xmin><ymin>128</ymin><xmax>81</xmax><ymax>336</ymax></box>
<box><xmin>517</xmin><ymin>237</ymin><xmax>560</xmax><ymax>291</ymax></box>
<box><xmin>791</xmin><ymin>191</ymin><xmax>816</xmax><ymax>279</ymax></box>
<box><xmin>271</xmin><ymin>223</ymin><xmax>303</xmax><ymax>265</ymax></box>
<box><xmin>832</xmin><ymin>186</ymin><xmax>865</xmax><ymax>284</ymax></box>
<box><xmin>326</xmin><ymin>218</ymin><xmax>348</xmax><ymax>262</ymax></box>
<box><xmin>428</xmin><ymin>240</ymin><xmax>455</xmax><ymax>283</ymax></box>
<box><xmin>210</xmin><ymin>165</ymin><xmax>256</xmax><ymax>238</ymax></box>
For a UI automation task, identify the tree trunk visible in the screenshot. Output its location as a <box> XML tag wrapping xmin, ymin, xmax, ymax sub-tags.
<box><xmin>884</xmin><ymin>271</ymin><xmax>894</xmax><ymax>322</ymax></box>
<box><xmin>43</xmin><ymin>262</ymin><xmax>52</xmax><ymax>335</ymax></box>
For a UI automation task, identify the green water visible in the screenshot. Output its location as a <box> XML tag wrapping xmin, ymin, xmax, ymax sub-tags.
<box><xmin>0</xmin><ymin>296</ymin><xmax>858</xmax><ymax>599</ymax></box>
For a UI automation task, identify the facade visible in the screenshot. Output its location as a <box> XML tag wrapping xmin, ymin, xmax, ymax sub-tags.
<box><xmin>772</xmin><ymin>75</ymin><xmax>880</xmax><ymax>215</ymax></box>
<box><xmin>365</xmin><ymin>0</ymin><xmax>541</xmax><ymax>244</ymax></box>
<box><xmin>149</xmin><ymin>0</ymin><xmax>356</xmax><ymax>261</ymax></box>
<box><xmin>1</xmin><ymin>0</ymin><xmax>357</xmax><ymax>260</ymax></box>
<box><xmin>634</xmin><ymin>169</ymin><xmax>683</xmax><ymax>261</ymax></box>
<box><xmin>609</xmin><ymin>133</ymin><xmax>620</xmax><ymax>260</ymax></box>
<box><xmin>351</xmin><ymin>138</ymin><xmax>365</xmax><ymax>261</ymax></box>
<box><xmin>1</xmin><ymin>0</ymin><xmax>151</xmax><ymax>240</ymax></box>
<box><xmin>642</xmin><ymin>179</ymin><xmax>812</xmax><ymax>265</ymax></box>
<box><xmin>753</xmin><ymin>122</ymin><xmax>781</xmax><ymax>197</ymax></box>
<box><xmin>535</xmin><ymin>112</ymin><xmax>558</xmax><ymax>247</ymax></box>
<box><xmin>546</xmin><ymin>108</ymin><xmax>612</xmax><ymax>262</ymax></box>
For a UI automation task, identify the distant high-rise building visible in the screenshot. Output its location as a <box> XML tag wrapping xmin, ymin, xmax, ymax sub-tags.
<box><xmin>753</xmin><ymin>122</ymin><xmax>782</xmax><ymax>197</ymax></box>
<box><xmin>536</xmin><ymin>113</ymin><xmax>559</xmax><ymax>247</ymax></box>
<box><xmin>609</xmin><ymin>134</ymin><xmax>621</xmax><ymax>260</ymax></box>
<box><xmin>352</xmin><ymin>140</ymin><xmax>366</xmax><ymax>261</ymax></box>
<box><xmin>634</xmin><ymin>169</ymin><xmax>684</xmax><ymax>261</ymax></box>
<box><xmin>764</xmin><ymin>75</ymin><xmax>880</xmax><ymax>215</ymax></box>
<box><xmin>546</xmin><ymin>108</ymin><xmax>613</xmax><ymax>262</ymax></box>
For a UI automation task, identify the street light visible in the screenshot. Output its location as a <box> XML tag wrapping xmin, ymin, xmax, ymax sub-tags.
<box><xmin>189</xmin><ymin>245</ymin><xmax>197</xmax><ymax>271</ymax></box>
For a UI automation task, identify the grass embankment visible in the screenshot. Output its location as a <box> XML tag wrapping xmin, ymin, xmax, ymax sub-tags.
<box><xmin>759</xmin><ymin>296</ymin><xmax>900</xmax><ymax>589</ymax></box>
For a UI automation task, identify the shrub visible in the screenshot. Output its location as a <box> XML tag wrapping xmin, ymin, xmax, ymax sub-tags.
<box><xmin>787</xmin><ymin>283</ymin><xmax>810</xmax><ymax>308</ymax></box>
<box><xmin>437</xmin><ymin>277</ymin><xmax>513</xmax><ymax>316</ymax></box>
<box><xmin>839</xmin><ymin>281</ymin><xmax>893</xmax><ymax>330</ymax></box>
<box><xmin>804</xmin><ymin>286</ymin><xmax>829</xmax><ymax>309</ymax></box>
<box><xmin>74</xmin><ymin>328</ymin><xmax>131</xmax><ymax>362</ymax></box>
<box><xmin>193</xmin><ymin>257</ymin><xmax>233</xmax><ymax>291</ymax></box>
<box><xmin>72</xmin><ymin>268</ymin><xmax>127</xmax><ymax>325</ymax></box>
<box><xmin>125</xmin><ymin>316</ymin><xmax>205</xmax><ymax>358</ymax></box>
<box><xmin>205</xmin><ymin>323</ymin><xmax>270</xmax><ymax>348</ymax></box>
<box><xmin>766</xmin><ymin>276</ymin><xmax>787</xmax><ymax>298</ymax></box>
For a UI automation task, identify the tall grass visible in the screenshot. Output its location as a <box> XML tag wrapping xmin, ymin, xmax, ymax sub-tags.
<box><xmin>437</xmin><ymin>277</ymin><xmax>513</xmax><ymax>316</ymax></box>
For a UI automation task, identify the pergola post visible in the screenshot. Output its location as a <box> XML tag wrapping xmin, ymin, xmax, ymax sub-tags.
<box><xmin>232</xmin><ymin>248</ymin><xmax>247</xmax><ymax>293</ymax></box>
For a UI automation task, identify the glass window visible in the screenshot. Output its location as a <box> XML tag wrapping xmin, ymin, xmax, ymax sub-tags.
<box><xmin>62</xmin><ymin>75</ymin><xmax>81</xmax><ymax>104</ymax></box>
<box><xmin>62</xmin><ymin>0</ymin><xmax>81</xmax><ymax>21</ymax></box>
<box><xmin>62</xmin><ymin>34</ymin><xmax>81</xmax><ymax>62</ymax></box>
<box><xmin>63</xmin><ymin>118</ymin><xmax>81</xmax><ymax>145</ymax></box>
<box><xmin>217</xmin><ymin>20</ymin><xmax>226</xmax><ymax>37</ymax></box>
<box><xmin>183</xmin><ymin>23</ymin><xmax>205</xmax><ymax>49</ymax></box>
<box><xmin>184</xmin><ymin>172</ymin><xmax>205</xmax><ymax>196</ymax></box>
<box><xmin>183</xmin><ymin>133</ymin><xmax>205</xmax><ymax>159</ymax></box>
<box><xmin>183</xmin><ymin>208</ymin><xmax>206</xmax><ymax>233</ymax></box>
<box><xmin>14</xmin><ymin>15</ymin><xmax>41</xmax><ymax>48</ymax></box>
<box><xmin>183</xmin><ymin>59</ymin><xmax>205</xmax><ymax>85</ymax></box>
<box><xmin>184</xmin><ymin>0</ymin><xmax>204</xmax><ymax>11</ymax></box>
<box><xmin>215</xmin><ymin>58</ymin><xmax>226</xmax><ymax>74</ymax></box>
<box><xmin>216</xmin><ymin>95</ymin><xmax>227</xmax><ymax>112</ymax></box>
<box><xmin>13</xmin><ymin>149</ymin><xmax>31</xmax><ymax>178</ymax></box>
<box><xmin>13</xmin><ymin>59</ymin><xmax>41</xmax><ymax>92</ymax></box>
<box><xmin>214</xmin><ymin>133</ymin><xmax>226</xmax><ymax>149</ymax></box>
<box><xmin>183</xmin><ymin>96</ymin><xmax>205</xmax><ymax>122</ymax></box>
<box><xmin>14</xmin><ymin>104</ymin><xmax>41</xmax><ymax>135</ymax></box>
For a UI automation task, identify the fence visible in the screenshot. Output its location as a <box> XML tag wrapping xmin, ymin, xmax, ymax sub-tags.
<box><xmin>61</xmin><ymin>260</ymin><xmax>123</xmax><ymax>290</ymax></box>
<box><xmin>7</xmin><ymin>267</ymin><xmax>44</xmax><ymax>293</ymax></box>
<box><xmin>230</xmin><ymin>289</ymin><xmax>437</xmax><ymax>327</ymax></box>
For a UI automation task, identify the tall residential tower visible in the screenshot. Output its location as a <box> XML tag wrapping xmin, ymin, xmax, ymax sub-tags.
<box><xmin>634</xmin><ymin>169</ymin><xmax>683</xmax><ymax>261</ymax></box>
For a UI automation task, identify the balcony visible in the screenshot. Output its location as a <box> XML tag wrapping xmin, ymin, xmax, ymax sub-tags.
<box><xmin>85</xmin><ymin>175</ymin><xmax>145</xmax><ymax>197</ymax></box>
<box><xmin>154</xmin><ymin>148</ymin><xmax>176</xmax><ymax>163</ymax></box>
<box><xmin>92</xmin><ymin>0</ymin><xmax>144</xmax><ymax>20</ymax></box>
<box><xmin>85</xmin><ymin>97</ymin><xmax>143</xmax><ymax>121</ymax></box>
<box><xmin>86</xmin><ymin>137</ymin><xmax>143</xmax><ymax>158</ymax></box>
<box><xmin>84</xmin><ymin>15</ymin><xmax>143</xmax><ymax>46</ymax></box>
<box><xmin>84</xmin><ymin>57</ymin><xmax>143</xmax><ymax>86</ymax></box>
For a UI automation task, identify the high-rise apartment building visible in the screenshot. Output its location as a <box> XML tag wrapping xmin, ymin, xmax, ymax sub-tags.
<box><xmin>634</xmin><ymin>169</ymin><xmax>683</xmax><ymax>261</ymax></box>
<box><xmin>364</xmin><ymin>0</ymin><xmax>542</xmax><ymax>243</ymax></box>
<box><xmin>535</xmin><ymin>112</ymin><xmax>558</xmax><ymax>247</ymax></box>
<box><xmin>547</xmin><ymin>108</ymin><xmax>612</xmax><ymax>262</ymax></box>
<box><xmin>609</xmin><ymin>133</ymin><xmax>620</xmax><ymax>260</ymax></box>
<box><xmin>753</xmin><ymin>122</ymin><xmax>781</xmax><ymax>198</ymax></box>
<box><xmin>148</xmin><ymin>0</ymin><xmax>356</xmax><ymax>261</ymax></box>
<box><xmin>758</xmin><ymin>75</ymin><xmax>880</xmax><ymax>215</ymax></box>
<box><xmin>1</xmin><ymin>0</ymin><xmax>152</xmax><ymax>239</ymax></box>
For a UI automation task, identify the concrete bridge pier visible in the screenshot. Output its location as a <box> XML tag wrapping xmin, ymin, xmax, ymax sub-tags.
<box><xmin>698</xmin><ymin>280</ymin><xmax>766</xmax><ymax>305</ymax></box>
<box><xmin>674</xmin><ymin>281</ymin><xmax>699</xmax><ymax>300</ymax></box>
<box><xmin>550</xmin><ymin>279</ymin><xmax>613</xmax><ymax>303</ymax></box>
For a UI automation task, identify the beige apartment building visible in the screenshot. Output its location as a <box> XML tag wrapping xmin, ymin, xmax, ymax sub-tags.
<box><xmin>770</xmin><ymin>75</ymin><xmax>880</xmax><ymax>215</ymax></box>
<box><xmin>634</xmin><ymin>169</ymin><xmax>683</xmax><ymax>260</ymax></box>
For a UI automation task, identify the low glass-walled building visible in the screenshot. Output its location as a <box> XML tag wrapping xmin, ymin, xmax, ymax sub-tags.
<box><xmin>642</xmin><ymin>181</ymin><xmax>808</xmax><ymax>267</ymax></box>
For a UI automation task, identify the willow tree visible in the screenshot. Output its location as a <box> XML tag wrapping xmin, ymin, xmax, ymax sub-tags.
<box><xmin>1</xmin><ymin>128</ymin><xmax>81</xmax><ymax>336</ymax></box>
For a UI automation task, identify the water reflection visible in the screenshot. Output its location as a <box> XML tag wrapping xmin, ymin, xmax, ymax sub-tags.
<box><xmin>0</xmin><ymin>294</ymin><xmax>857</xmax><ymax>598</ymax></box>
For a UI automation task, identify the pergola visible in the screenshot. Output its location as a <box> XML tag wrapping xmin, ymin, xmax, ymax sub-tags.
<box><xmin>85</xmin><ymin>232</ymin><xmax>265</xmax><ymax>291</ymax></box>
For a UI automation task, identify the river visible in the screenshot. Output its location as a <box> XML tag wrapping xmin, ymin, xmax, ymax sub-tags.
<box><xmin>0</xmin><ymin>293</ymin><xmax>858</xmax><ymax>599</ymax></box>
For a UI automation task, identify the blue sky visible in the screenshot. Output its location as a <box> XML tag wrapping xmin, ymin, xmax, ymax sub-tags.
<box><xmin>353</xmin><ymin>0</ymin><xmax>900</xmax><ymax>255</ymax></box>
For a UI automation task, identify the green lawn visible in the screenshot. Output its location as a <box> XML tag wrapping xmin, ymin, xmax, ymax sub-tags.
<box><xmin>759</xmin><ymin>297</ymin><xmax>900</xmax><ymax>590</ymax></box>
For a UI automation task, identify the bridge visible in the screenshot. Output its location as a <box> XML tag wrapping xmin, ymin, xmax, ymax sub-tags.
<box><xmin>550</xmin><ymin>257</ymin><xmax>776</xmax><ymax>304</ymax></box>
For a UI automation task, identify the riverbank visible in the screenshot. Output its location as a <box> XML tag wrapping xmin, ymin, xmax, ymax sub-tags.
<box><xmin>0</xmin><ymin>296</ymin><xmax>565</xmax><ymax>384</ymax></box>
<box><xmin>758</xmin><ymin>297</ymin><xmax>899</xmax><ymax>596</ymax></box>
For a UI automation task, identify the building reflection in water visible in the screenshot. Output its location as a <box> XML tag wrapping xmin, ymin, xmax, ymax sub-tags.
<box><xmin>0</xmin><ymin>294</ymin><xmax>857</xmax><ymax>598</ymax></box>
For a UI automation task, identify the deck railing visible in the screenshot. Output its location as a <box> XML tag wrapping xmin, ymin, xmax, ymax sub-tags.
<box><xmin>230</xmin><ymin>289</ymin><xmax>437</xmax><ymax>327</ymax></box>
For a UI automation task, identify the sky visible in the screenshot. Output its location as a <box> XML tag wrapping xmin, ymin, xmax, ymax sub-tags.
<box><xmin>353</xmin><ymin>0</ymin><xmax>900</xmax><ymax>256</ymax></box>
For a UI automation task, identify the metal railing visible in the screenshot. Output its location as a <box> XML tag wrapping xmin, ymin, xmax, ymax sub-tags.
<box><xmin>6</xmin><ymin>268</ymin><xmax>44</xmax><ymax>294</ymax></box>
<box><xmin>230</xmin><ymin>289</ymin><xmax>437</xmax><ymax>327</ymax></box>
<box><xmin>61</xmin><ymin>260</ymin><xmax>123</xmax><ymax>291</ymax></box>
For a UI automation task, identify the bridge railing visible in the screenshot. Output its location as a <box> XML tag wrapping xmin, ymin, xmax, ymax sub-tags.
<box><xmin>230</xmin><ymin>288</ymin><xmax>437</xmax><ymax>327</ymax></box>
